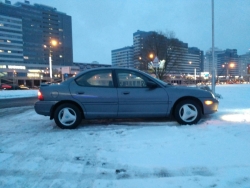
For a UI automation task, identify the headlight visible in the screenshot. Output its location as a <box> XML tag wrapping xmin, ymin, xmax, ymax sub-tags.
<box><xmin>204</xmin><ymin>100</ymin><xmax>213</xmax><ymax>105</ymax></box>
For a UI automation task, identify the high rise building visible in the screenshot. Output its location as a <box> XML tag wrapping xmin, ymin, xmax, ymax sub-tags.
<box><xmin>217</xmin><ymin>49</ymin><xmax>239</xmax><ymax>77</ymax></box>
<box><xmin>111</xmin><ymin>46</ymin><xmax>134</xmax><ymax>68</ymax></box>
<box><xmin>112</xmin><ymin>30</ymin><xmax>203</xmax><ymax>76</ymax></box>
<box><xmin>238</xmin><ymin>51</ymin><xmax>250</xmax><ymax>76</ymax></box>
<box><xmin>0</xmin><ymin>0</ymin><xmax>73</xmax><ymax>87</ymax></box>
<box><xmin>0</xmin><ymin>14</ymin><xmax>23</xmax><ymax>65</ymax></box>
<box><xmin>133</xmin><ymin>30</ymin><xmax>154</xmax><ymax>69</ymax></box>
<box><xmin>185</xmin><ymin>47</ymin><xmax>204</xmax><ymax>75</ymax></box>
<box><xmin>204</xmin><ymin>48</ymin><xmax>224</xmax><ymax>76</ymax></box>
<box><xmin>0</xmin><ymin>0</ymin><xmax>73</xmax><ymax>66</ymax></box>
<box><xmin>133</xmin><ymin>30</ymin><xmax>202</xmax><ymax>75</ymax></box>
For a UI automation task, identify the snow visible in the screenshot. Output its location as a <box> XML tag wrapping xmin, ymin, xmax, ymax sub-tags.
<box><xmin>1</xmin><ymin>84</ymin><xmax>250</xmax><ymax>188</ymax></box>
<box><xmin>0</xmin><ymin>89</ymin><xmax>37</xmax><ymax>99</ymax></box>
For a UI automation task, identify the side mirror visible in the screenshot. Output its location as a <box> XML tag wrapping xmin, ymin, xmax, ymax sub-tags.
<box><xmin>146</xmin><ymin>81</ymin><xmax>158</xmax><ymax>88</ymax></box>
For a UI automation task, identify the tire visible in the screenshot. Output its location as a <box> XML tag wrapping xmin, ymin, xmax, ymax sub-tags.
<box><xmin>174</xmin><ymin>99</ymin><xmax>202</xmax><ymax>125</ymax></box>
<box><xmin>54</xmin><ymin>103</ymin><xmax>82</xmax><ymax>129</ymax></box>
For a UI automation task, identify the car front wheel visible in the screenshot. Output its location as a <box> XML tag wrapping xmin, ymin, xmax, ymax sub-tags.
<box><xmin>174</xmin><ymin>100</ymin><xmax>202</xmax><ymax>125</ymax></box>
<box><xmin>54</xmin><ymin>103</ymin><xmax>82</xmax><ymax>129</ymax></box>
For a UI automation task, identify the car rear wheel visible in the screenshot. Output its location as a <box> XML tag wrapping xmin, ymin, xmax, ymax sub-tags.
<box><xmin>54</xmin><ymin>103</ymin><xmax>82</xmax><ymax>129</ymax></box>
<box><xmin>174</xmin><ymin>100</ymin><xmax>201</xmax><ymax>125</ymax></box>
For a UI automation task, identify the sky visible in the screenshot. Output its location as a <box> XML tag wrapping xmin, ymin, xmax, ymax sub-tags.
<box><xmin>15</xmin><ymin>0</ymin><xmax>250</xmax><ymax>64</ymax></box>
<box><xmin>1</xmin><ymin>84</ymin><xmax>250</xmax><ymax>187</ymax></box>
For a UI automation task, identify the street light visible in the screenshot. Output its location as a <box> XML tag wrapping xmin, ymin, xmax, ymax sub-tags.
<box><xmin>44</xmin><ymin>39</ymin><xmax>58</xmax><ymax>83</ymax></box>
<box><xmin>49</xmin><ymin>39</ymin><xmax>58</xmax><ymax>82</ymax></box>
<box><xmin>13</xmin><ymin>70</ymin><xmax>16</xmax><ymax>89</ymax></box>
<box><xmin>188</xmin><ymin>61</ymin><xmax>197</xmax><ymax>83</ymax></box>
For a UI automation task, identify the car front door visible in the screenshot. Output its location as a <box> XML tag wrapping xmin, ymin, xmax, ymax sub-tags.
<box><xmin>115</xmin><ymin>70</ymin><xmax>169</xmax><ymax>118</ymax></box>
<box><xmin>69</xmin><ymin>69</ymin><xmax>118</xmax><ymax>118</ymax></box>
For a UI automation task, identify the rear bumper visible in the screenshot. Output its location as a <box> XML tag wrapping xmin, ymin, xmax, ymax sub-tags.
<box><xmin>34</xmin><ymin>101</ymin><xmax>57</xmax><ymax>116</ymax></box>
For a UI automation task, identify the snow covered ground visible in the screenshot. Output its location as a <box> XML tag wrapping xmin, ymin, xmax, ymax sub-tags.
<box><xmin>0</xmin><ymin>89</ymin><xmax>37</xmax><ymax>99</ymax></box>
<box><xmin>0</xmin><ymin>84</ymin><xmax>250</xmax><ymax>188</ymax></box>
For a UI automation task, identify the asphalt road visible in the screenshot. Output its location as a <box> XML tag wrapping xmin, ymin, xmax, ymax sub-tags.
<box><xmin>0</xmin><ymin>97</ymin><xmax>38</xmax><ymax>109</ymax></box>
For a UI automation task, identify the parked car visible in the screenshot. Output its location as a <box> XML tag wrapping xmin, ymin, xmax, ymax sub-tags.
<box><xmin>0</xmin><ymin>84</ymin><xmax>21</xmax><ymax>90</ymax></box>
<box><xmin>19</xmin><ymin>85</ymin><xmax>29</xmax><ymax>90</ymax></box>
<box><xmin>0</xmin><ymin>83</ymin><xmax>12</xmax><ymax>90</ymax></box>
<box><xmin>0</xmin><ymin>84</ymin><xmax>29</xmax><ymax>90</ymax></box>
<box><xmin>34</xmin><ymin>67</ymin><xmax>219</xmax><ymax>129</ymax></box>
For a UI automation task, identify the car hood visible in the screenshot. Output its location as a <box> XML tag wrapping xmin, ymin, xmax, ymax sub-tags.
<box><xmin>167</xmin><ymin>85</ymin><xmax>214</xmax><ymax>98</ymax></box>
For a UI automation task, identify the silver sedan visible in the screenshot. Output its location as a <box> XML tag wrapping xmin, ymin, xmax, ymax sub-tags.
<box><xmin>34</xmin><ymin>67</ymin><xmax>219</xmax><ymax>129</ymax></box>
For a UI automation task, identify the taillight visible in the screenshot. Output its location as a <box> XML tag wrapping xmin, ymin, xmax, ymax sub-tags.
<box><xmin>38</xmin><ymin>90</ymin><xmax>44</xmax><ymax>101</ymax></box>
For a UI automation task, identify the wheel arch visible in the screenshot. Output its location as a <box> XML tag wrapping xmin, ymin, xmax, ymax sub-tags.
<box><xmin>171</xmin><ymin>96</ymin><xmax>204</xmax><ymax>118</ymax></box>
<box><xmin>50</xmin><ymin>100</ymin><xmax>85</xmax><ymax>120</ymax></box>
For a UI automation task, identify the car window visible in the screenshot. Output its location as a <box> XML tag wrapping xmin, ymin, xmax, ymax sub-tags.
<box><xmin>75</xmin><ymin>70</ymin><xmax>113</xmax><ymax>87</ymax></box>
<box><xmin>116</xmin><ymin>70</ymin><xmax>149</xmax><ymax>88</ymax></box>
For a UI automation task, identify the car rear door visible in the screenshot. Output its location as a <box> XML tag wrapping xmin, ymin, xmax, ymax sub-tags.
<box><xmin>115</xmin><ymin>69</ymin><xmax>169</xmax><ymax>118</ymax></box>
<box><xmin>69</xmin><ymin>69</ymin><xmax>118</xmax><ymax>118</ymax></box>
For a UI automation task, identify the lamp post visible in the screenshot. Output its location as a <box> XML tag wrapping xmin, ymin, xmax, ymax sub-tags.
<box><xmin>45</xmin><ymin>39</ymin><xmax>58</xmax><ymax>83</ymax></box>
<box><xmin>13</xmin><ymin>70</ymin><xmax>16</xmax><ymax>89</ymax></box>
<box><xmin>148</xmin><ymin>53</ymin><xmax>160</xmax><ymax>78</ymax></box>
<box><xmin>188</xmin><ymin>61</ymin><xmax>197</xmax><ymax>84</ymax></box>
<box><xmin>222</xmin><ymin>62</ymin><xmax>235</xmax><ymax>82</ymax></box>
<box><xmin>211</xmin><ymin>0</ymin><xmax>215</xmax><ymax>93</ymax></box>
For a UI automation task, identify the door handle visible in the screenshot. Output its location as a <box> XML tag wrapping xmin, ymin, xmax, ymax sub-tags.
<box><xmin>77</xmin><ymin>92</ymin><xmax>85</xmax><ymax>95</ymax></box>
<box><xmin>123</xmin><ymin>91</ymin><xmax>130</xmax><ymax>95</ymax></box>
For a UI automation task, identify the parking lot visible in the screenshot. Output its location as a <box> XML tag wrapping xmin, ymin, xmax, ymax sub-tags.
<box><xmin>1</xmin><ymin>85</ymin><xmax>250</xmax><ymax>188</ymax></box>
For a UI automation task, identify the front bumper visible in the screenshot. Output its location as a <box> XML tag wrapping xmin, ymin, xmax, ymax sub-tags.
<box><xmin>201</xmin><ymin>98</ymin><xmax>219</xmax><ymax>114</ymax></box>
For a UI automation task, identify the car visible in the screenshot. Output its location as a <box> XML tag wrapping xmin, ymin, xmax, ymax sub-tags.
<box><xmin>19</xmin><ymin>85</ymin><xmax>29</xmax><ymax>90</ymax></box>
<box><xmin>34</xmin><ymin>67</ymin><xmax>219</xmax><ymax>129</ymax></box>
<box><xmin>0</xmin><ymin>83</ymin><xmax>12</xmax><ymax>89</ymax></box>
<box><xmin>0</xmin><ymin>84</ymin><xmax>21</xmax><ymax>90</ymax></box>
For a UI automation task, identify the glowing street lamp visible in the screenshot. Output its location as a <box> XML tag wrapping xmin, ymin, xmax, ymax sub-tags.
<box><xmin>149</xmin><ymin>53</ymin><xmax>154</xmax><ymax>59</ymax></box>
<box><xmin>222</xmin><ymin>62</ymin><xmax>235</xmax><ymax>78</ymax></box>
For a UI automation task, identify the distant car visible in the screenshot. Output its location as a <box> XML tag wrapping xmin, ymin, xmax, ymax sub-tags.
<box><xmin>0</xmin><ymin>83</ymin><xmax>12</xmax><ymax>89</ymax></box>
<box><xmin>34</xmin><ymin>67</ymin><xmax>219</xmax><ymax>129</ymax></box>
<box><xmin>0</xmin><ymin>84</ymin><xmax>21</xmax><ymax>90</ymax></box>
<box><xmin>19</xmin><ymin>85</ymin><xmax>29</xmax><ymax>90</ymax></box>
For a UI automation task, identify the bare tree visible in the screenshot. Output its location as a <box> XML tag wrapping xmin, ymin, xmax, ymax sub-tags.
<box><xmin>139</xmin><ymin>31</ymin><xmax>187</xmax><ymax>80</ymax></box>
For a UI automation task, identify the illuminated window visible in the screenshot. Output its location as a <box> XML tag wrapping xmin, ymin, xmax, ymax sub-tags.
<box><xmin>7</xmin><ymin>40</ymin><xmax>11</xmax><ymax>43</ymax></box>
<box><xmin>59</xmin><ymin>28</ymin><xmax>63</xmax><ymax>32</ymax></box>
<box><xmin>24</xmin><ymin>56</ymin><xmax>29</xmax><ymax>59</ymax></box>
<box><xmin>0</xmin><ymin>50</ymin><xmax>3</xmax><ymax>53</ymax></box>
<box><xmin>7</xmin><ymin>51</ymin><xmax>11</xmax><ymax>53</ymax></box>
<box><xmin>59</xmin><ymin>55</ymin><xmax>63</xmax><ymax>58</ymax></box>
<box><xmin>0</xmin><ymin>65</ymin><xmax>7</xmax><ymax>68</ymax></box>
<box><xmin>0</xmin><ymin>23</ymin><xmax>3</xmax><ymax>26</ymax></box>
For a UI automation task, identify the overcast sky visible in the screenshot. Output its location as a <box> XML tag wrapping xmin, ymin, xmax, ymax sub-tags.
<box><xmin>22</xmin><ymin>0</ymin><xmax>250</xmax><ymax>64</ymax></box>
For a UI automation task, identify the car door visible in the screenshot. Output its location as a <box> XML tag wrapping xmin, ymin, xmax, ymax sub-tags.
<box><xmin>69</xmin><ymin>69</ymin><xmax>118</xmax><ymax>118</ymax></box>
<box><xmin>115</xmin><ymin>69</ymin><xmax>169</xmax><ymax>118</ymax></box>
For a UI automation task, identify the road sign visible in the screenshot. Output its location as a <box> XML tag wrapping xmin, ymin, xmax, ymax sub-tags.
<box><xmin>152</xmin><ymin>56</ymin><xmax>159</xmax><ymax>68</ymax></box>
